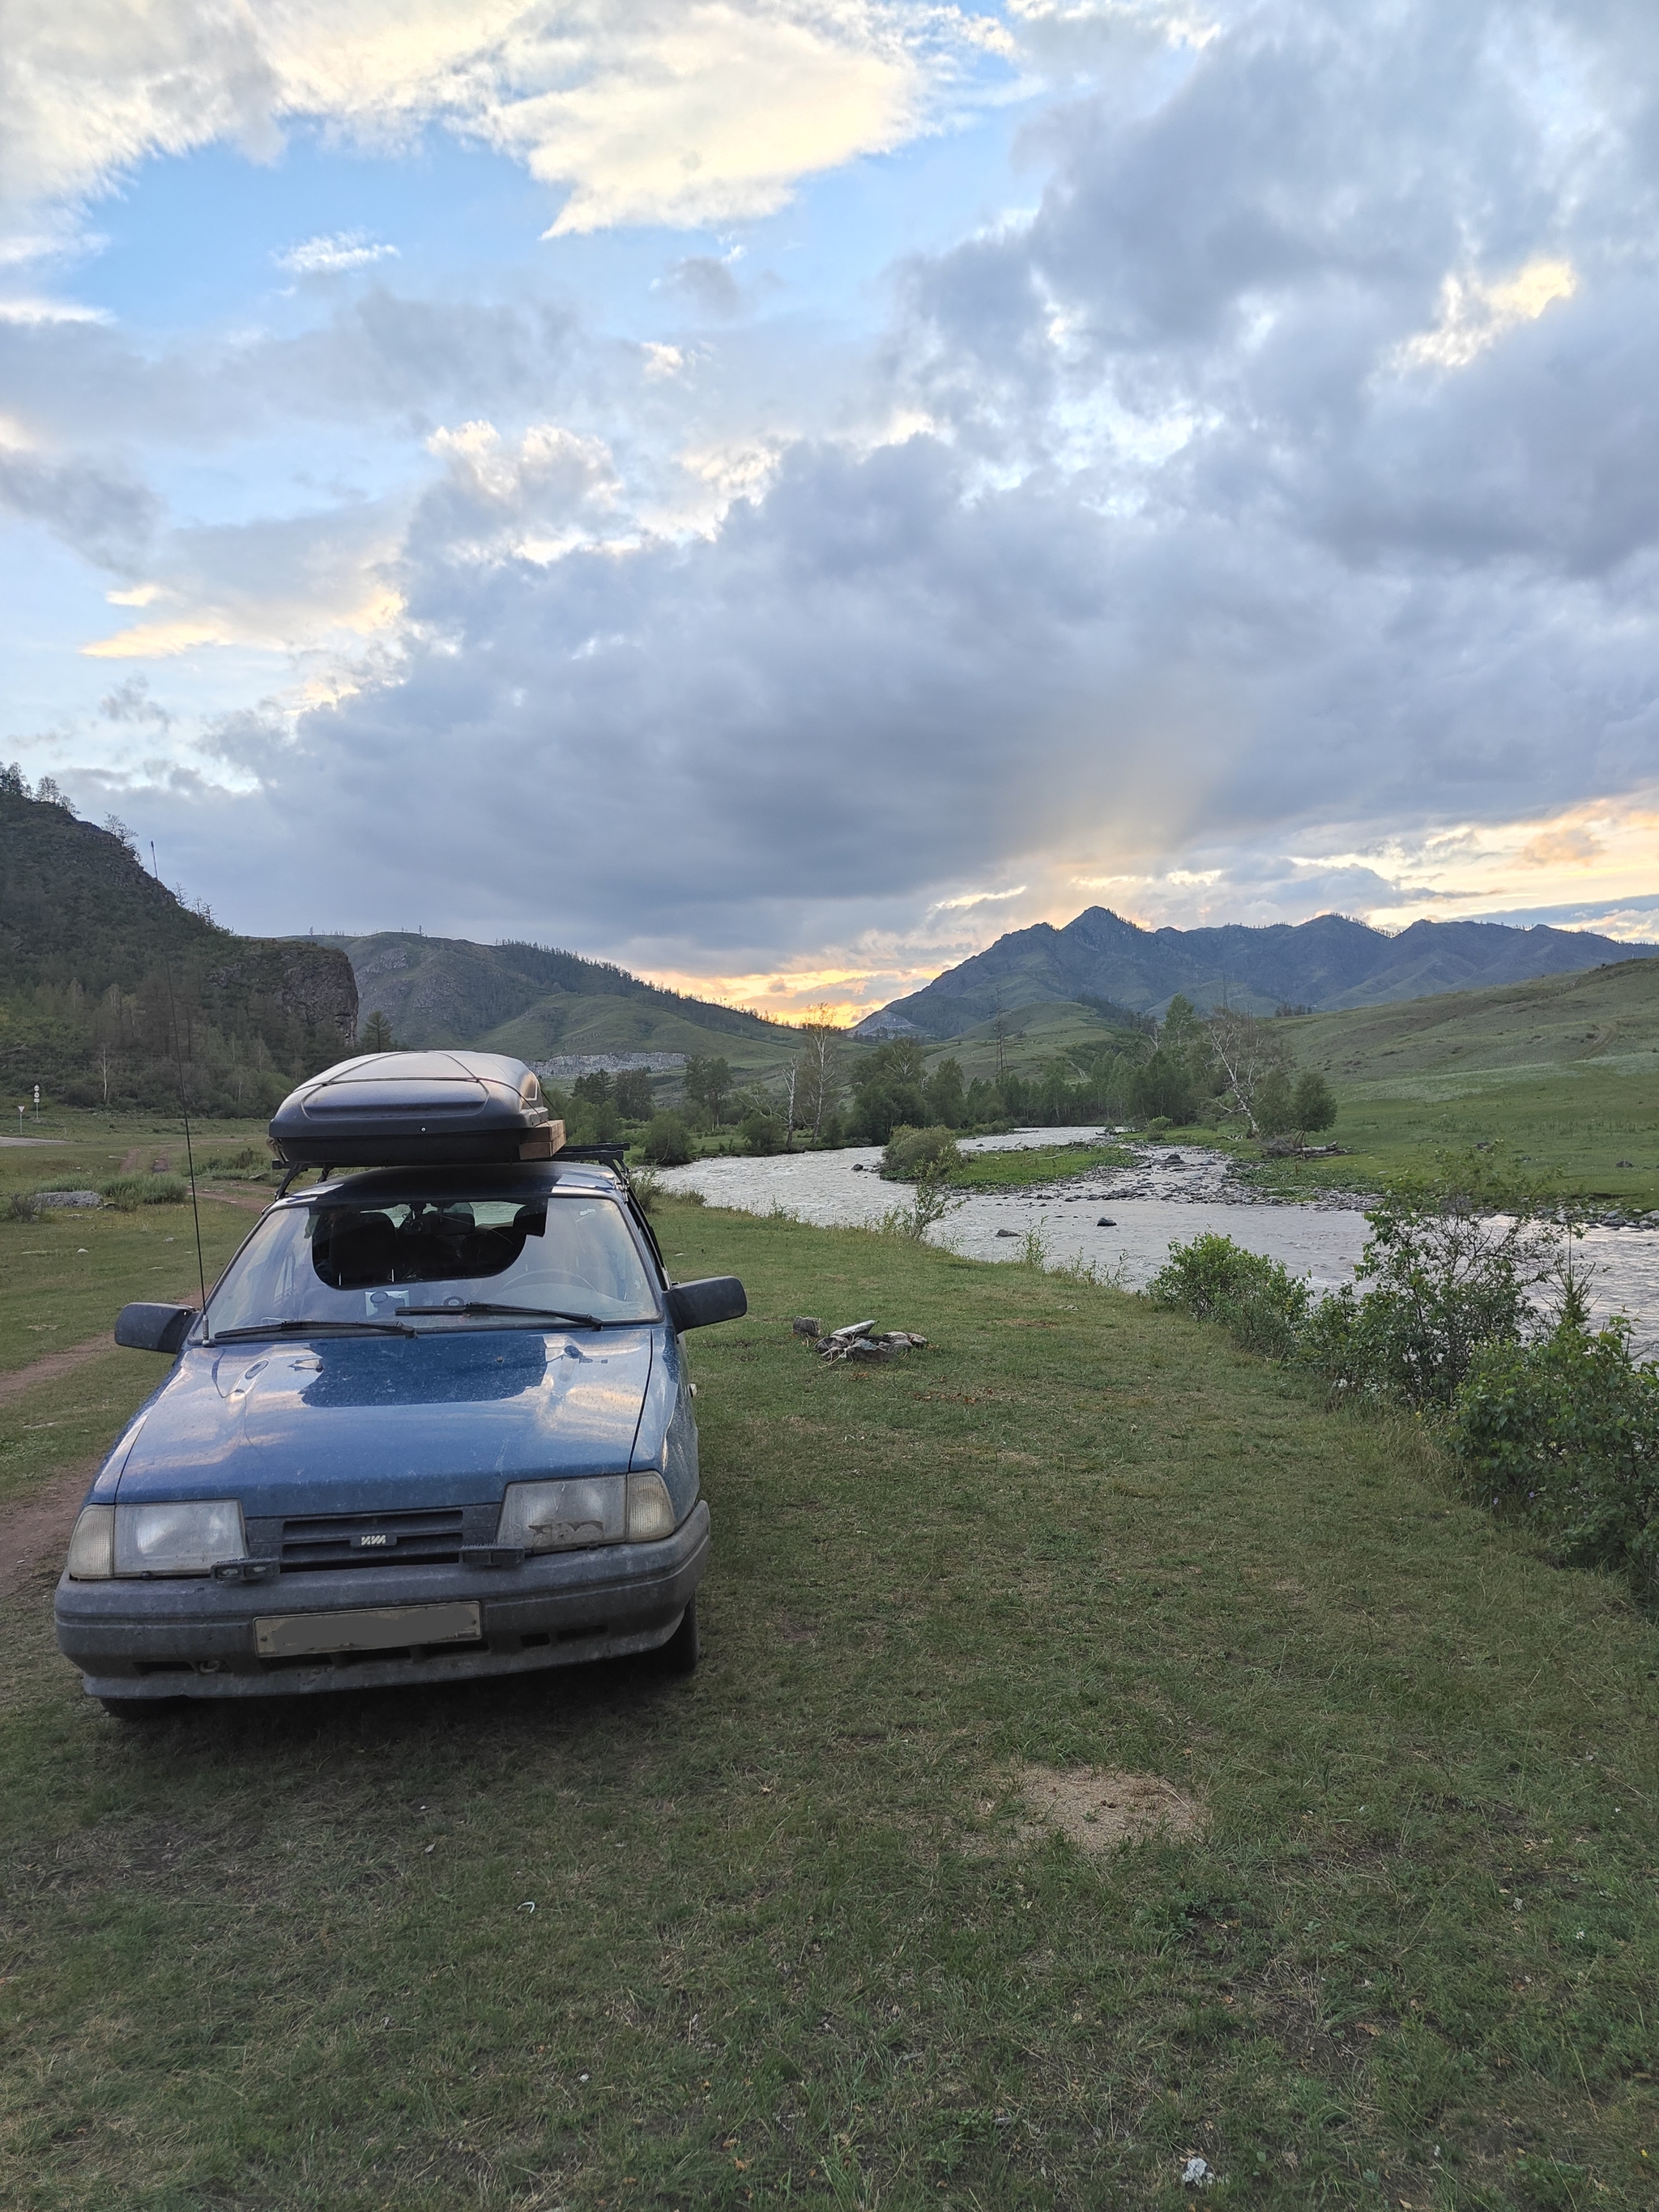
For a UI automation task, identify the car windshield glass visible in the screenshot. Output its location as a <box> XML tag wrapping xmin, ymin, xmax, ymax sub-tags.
<box><xmin>205</xmin><ymin>1191</ymin><xmax>659</xmax><ymax>1335</ymax></box>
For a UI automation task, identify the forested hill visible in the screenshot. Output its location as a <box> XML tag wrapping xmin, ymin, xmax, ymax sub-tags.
<box><xmin>327</xmin><ymin>931</ymin><xmax>796</xmax><ymax>1063</ymax></box>
<box><xmin>0</xmin><ymin>779</ymin><xmax>356</xmax><ymax>1112</ymax></box>
<box><xmin>864</xmin><ymin>905</ymin><xmax>1656</xmax><ymax>1037</ymax></box>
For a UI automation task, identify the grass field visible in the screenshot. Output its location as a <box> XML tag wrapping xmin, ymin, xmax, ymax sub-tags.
<box><xmin>1239</xmin><ymin>962</ymin><xmax>1659</xmax><ymax>1211</ymax></box>
<box><xmin>949</xmin><ymin>1140</ymin><xmax>1133</xmax><ymax>1191</ymax></box>
<box><xmin>2</xmin><ymin>1193</ymin><xmax>1656</xmax><ymax>2210</ymax></box>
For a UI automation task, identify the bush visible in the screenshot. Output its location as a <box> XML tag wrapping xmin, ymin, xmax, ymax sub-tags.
<box><xmin>1451</xmin><ymin>1316</ymin><xmax>1659</xmax><ymax>1591</ymax></box>
<box><xmin>1306</xmin><ymin>1191</ymin><xmax>1554</xmax><ymax>1411</ymax></box>
<box><xmin>881</xmin><ymin>1125</ymin><xmax>962</xmax><ymax>1182</ymax></box>
<box><xmin>738</xmin><ymin>1110</ymin><xmax>784</xmax><ymax>1156</ymax></box>
<box><xmin>200</xmin><ymin>1144</ymin><xmax>272</xmax><ymax>1180</ymax></box>
<box><xmin>1145</xmin><ymin>1233</ymin><xmax>1311</xmax><ymax>1360</ymax></box>
<box><xmin>641</xmin><ymin>1112</ymin><xmax>693</xmax><ymax>1167</ymax></box>
<box><xmin>100</xmin><ymin>1172</ymin><xmax>189</xmax><ymax>1211</ymax></box>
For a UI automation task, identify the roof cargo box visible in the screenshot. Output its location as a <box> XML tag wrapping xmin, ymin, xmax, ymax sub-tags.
<box><xmin>270</xmin><ymin>1051</ymin><xmax>562</xmax><ymax>1167</ymax></box>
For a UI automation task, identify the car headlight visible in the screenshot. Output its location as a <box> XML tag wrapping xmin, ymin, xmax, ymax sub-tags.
<box><xmin>624</xmin><ymin>1471</ymin><xmax>676</xmax><ymax>1541</ymax></box>
<box><xmin>497</xmin><ymin>1477</ymin><xmax>626</xmax><ymax>1552</ymax></box>
<box><xmin>66</xmin><ymin>1504</ymin><xmax>115</xmax><ymax>1579</ymax></box>
<box><xmin>113</xmin><ymin>1500</ymin><xmax>247</xmax><ymax>1577</ymax></box>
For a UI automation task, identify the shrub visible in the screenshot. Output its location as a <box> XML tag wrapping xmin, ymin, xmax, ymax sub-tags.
<box><xmin>738</xmin><ymin>1110</ymin><xmax>784</xmax><ymax>1156</ymax></box>
<box><xmin>200</xmin><ymin>1144</ymin><xmax>272</xmax><ymax>1180</ymax></box>
<box><xmin>1451</xmin><ymin>1316</ymin><xmax>1659</xmax><ymax>1591</ymax></box>
<box><xmin>1145</xmin><ymin>1233</ymin><xmax>1311</xmax><ymax>1360</ymax></box>
<box><xmin>881</xmin><ymin>1124</ymin><xmax>962</xmax><ymax>1182</ymax></box>
<box><xmin>876</xmin><ymin>1162</ymin><xmax>962</xmax><ymax>1242</ymax></box>
<box><xmin>640</xmin><ymin>1112</ymin><xmax>693</xmax><ymax>1167</ymax></box>
<box><xmin>1292</xmin><ymin>1071</ymin><xmax>1337</xmax><ymax>1136</ymax></box>
<box><xmin>1307</xmin><ymin>1191</ymin><xmax>1556</xmax><ymax>1411</ymax></box>
<box><xmin>100</xmin><ymin>1173</ymin><xmax>188</xmax><ymax>1211</ymax></box>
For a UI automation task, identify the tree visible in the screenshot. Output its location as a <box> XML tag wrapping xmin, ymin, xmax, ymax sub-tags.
<box><xmin>923</xmin><ymin>1055</ymin><xmax>966</xmax><ymax>1128</ymax></box>
<box><xmin>793</xmin><ymin>1007</ymin><xmax>846</xmax><ymax>1142</ymax></box>
<box><xmin>1160</xmin><ymin>995</ymin><xmax>1205</xmax><ymax>1052</ymax></box>
<box><xmin>641</xmin><ymin>1111</ymin><xmax>692</xmax><ymax>1166</ymax></box>
<box><xmin>361</xmin><ymin>1009</ymin><xmax>396</xmax><ymax>1052</ymax></box>
<box><xmin>1291</xmin><ymin>1071</ymin><xmax>1337</xmax><ymax>1137</ymax></box>
<box><xmin>682</xmin><ymin>1055</ymin><xmax>732</xmax><ymax>1124</ymax></box>
<box><xmin>1206</xmin><ymin>1008</ymin><xmax>1292</xmax><ymax>1136</ymax></box>
<box><xmin>1128</xmin><ymin>1049</ymin><xmax>1201</xmax><ymax>1126</ymax></box>
<box><xmin>1253</xmin><ymin>1064</ymin><xmax>1294</xmax><ymax>1136</ymax></box>
<box><xmin>613</xmin><ymin>1068</ymin><xmax>655</xmax><ymax>1119</ymax></box>
<box><xmin>574</xmin><ymin>1069</ymin><xmax>614</xmax><ymax>1105</ymax></box>
<box><xmin>847</xmin><ymin>1039</ymin><xmax>928</xmax><ymax>1144</ymax></box>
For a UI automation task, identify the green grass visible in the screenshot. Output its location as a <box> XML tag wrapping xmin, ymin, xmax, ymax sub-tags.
<box><xmin>1240</xmin><ymin>961</ymin><xmax>1659</xmax><ymax>1210</ymax></box>
<box><xmin>0</xmin><ymin>1189</ymin><xmax>254</xmax><ymax>1380</ymax></box>
<box><xmin>2</xmin><ymin>1200</ymin><xmax>1657</xmax><ymax>2209</ymax></box>
<box><xmin>949</xmin><ymin>1140</ymin><xmax>1134</xmax><ymax>1190</ymax></box>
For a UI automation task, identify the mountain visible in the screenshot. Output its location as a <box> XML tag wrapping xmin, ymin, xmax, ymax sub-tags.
<box><xmin>0</xmin><ymin>781</ymin><xmax>356</xmax><ymax>1111</ymax></box>
<box><xmin>861</xmin><ymin>906</ymin><xmax>1657</xmax><ymax>1038</ymax></box>
<box><xmin>325</xmin><ymin>932</ymin><xmax>798</xmax><ymax>1066</ymax></box>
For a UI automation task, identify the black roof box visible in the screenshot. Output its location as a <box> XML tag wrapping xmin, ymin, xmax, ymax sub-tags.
<box><xmin>270</xmin><ymin>1051</ymin><xmax>562</xmax><ymax>1167</ymax></box>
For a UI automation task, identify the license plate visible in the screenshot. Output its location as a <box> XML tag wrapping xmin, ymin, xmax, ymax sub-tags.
<box><xmin>254</xmin><ymin>1601</ymin><xmax>482</xmax><ymax>1659</ymax></box>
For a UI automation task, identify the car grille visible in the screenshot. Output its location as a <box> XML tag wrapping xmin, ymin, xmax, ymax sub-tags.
<box><xmin>279</xmin><ymin>1507</ymin><xmax>467</xmax><ymax>1571</ymax></box>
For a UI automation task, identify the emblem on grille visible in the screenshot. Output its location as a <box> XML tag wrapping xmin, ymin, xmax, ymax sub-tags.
<box><xmin>356</xmin><ymin>1532</ymin><xmax>394</xmax><ymax>1549</ymax></box>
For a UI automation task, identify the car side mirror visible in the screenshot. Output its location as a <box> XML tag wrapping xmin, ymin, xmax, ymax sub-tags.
<box><xmin>664</xmin><ymin>1276</ymin><xmax>747</xmax><ymax>1332</ymax></box>
<box><xmin>115</xmin><ymin>1302</ymin><xmax>197</xmax><ymax>1353</ymax></box>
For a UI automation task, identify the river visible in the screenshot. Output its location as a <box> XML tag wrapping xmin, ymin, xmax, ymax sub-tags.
<box><xmin>655</xmin><ymin>1127</ymin><xmax>1659</xmax><ymax>1343</ymax></box>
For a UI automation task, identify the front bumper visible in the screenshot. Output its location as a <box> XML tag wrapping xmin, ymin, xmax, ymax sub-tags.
<box><xmin>55</xmin><ymin>1501</ymin><xmax>709</xmax><ymax>1701</ymax></box>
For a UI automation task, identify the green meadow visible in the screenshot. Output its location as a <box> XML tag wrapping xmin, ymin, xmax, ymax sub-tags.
<box><xmin>2</xmin><ymin>1177</ymin><xmax>1656</xmax><ymax>2210</ymax></box>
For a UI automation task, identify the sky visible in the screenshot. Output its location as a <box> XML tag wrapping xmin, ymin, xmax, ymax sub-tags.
<box><xmin>2</xmin><ymin>0</ymin><xmax>1657</xmax><ymax>1024</ymax></box>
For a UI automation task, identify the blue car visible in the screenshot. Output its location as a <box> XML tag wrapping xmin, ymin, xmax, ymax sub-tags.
<box><xmin>55</xmin><ymin>1090</ymin><xmax>744</xmax><ymax>1715</ymax></box>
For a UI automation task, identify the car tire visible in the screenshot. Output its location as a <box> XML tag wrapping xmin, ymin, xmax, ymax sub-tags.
<box><xmin>655</xmin><ymin>1596</ymin><xmax>699</xmax><ymax>1677</ymax></box>
<box><xmin>100</xmin><ymin>1697</ymin><xmax>186</xmax><ymax>1724</ymax></box>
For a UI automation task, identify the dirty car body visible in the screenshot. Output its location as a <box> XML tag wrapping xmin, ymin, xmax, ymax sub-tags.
<box><xmin>56</xmin><ymin>1151</ymin><xmax>744</xmax><ymax>1706</ymax></box>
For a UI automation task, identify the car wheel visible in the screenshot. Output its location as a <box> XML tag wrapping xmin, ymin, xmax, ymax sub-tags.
<box><xmin>99</xmin><ymin>1697</ymin><xmax>186</xmax><ymax>1724</ymax></box>
<box><xmin>655</xmin><ymin>1596</ymin><xmax>699</xmax><ymax>1677</ymax></box>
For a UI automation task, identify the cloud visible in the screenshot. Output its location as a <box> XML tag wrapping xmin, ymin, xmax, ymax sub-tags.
<box><xmin>0</xmin><ymin>2</ymin><xmax>970</xmax><ymax>235</ymax></box>
<box><xmin>0</xmin><ymin>295</ymin><xmax>110</xmax><ymax>325</ymax></box>
<box><xmin>98</xmin><ymin>673</ymin><xmax>174</xmax><ymax>728</ymax></box>
<box><xmin>0</xmin><ymin>440</ymin><xmax>156</xmax><ymax>569</ymax></box>
<box><xmin>1393</xmin><ymin>258</ymin><xmax>1578</xmax><ymax>373</ymax></box>
<box><xmin>80</xmin><ymin>500</ymin><xmax>404</xmax><ymax>658</ymax></box>
<box><xmin>1519</xmin><ymin>823</ymin><xmax>1604</xmax><ymax>869</ymax></box>
<box><xmin>663</xmin><ymin>254</ymin><xmax>745</xmax><ymax>318</ymax></box>
<box><xmin>275</xmin><ymin>230</ymin><xmax>399</xmax><ymax>276</ymax></box>
<box><xmin>15</xmin><ymin>0</ymin><xmax>1659</xmax><ymax>995</ymax></box>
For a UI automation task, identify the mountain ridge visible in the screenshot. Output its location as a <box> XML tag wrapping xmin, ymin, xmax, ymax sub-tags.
<box><xmin>323</xmin><ymin>931</ymin><xmax>799</xmax><ymax>1065</ymax></box>
<box><xmin>861</xmin><ymin>906</ymin><xmax>1656</xmax><ymax>1037</ymax></box>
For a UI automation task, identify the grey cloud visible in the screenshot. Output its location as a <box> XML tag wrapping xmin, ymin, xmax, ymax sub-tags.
<box><xmin>98</xmin><ymin>674</ymin><xmax>173</xmax><ymax>727</ymax></box>
<box><xmin>663</xmin><ymin>255</ymin><xmax>744</xmax><ymax>318</ymax></box>
<box><xmin>38</xmin><ymin>0</ymin><xmax>1659</xmax><ymax>972</ymax></box>
<box><xmin>0</xmin><ymin>286</ymin><xmax>578</xmax><ymax>451</ymax></box>
<box><xmin>160</xmin><ymin>411</ymin><xmax>1658</xmax><ymax>960</ymax></box>
<box><xmin>0</xmin><ymin>441</ymin><xmax>156</xmax><ymax>569</ymax></box>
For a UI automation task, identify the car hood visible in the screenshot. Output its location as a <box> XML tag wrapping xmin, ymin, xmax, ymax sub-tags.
<box><xmin>111</xmin><ymin>1327</ymin><xmax>657</xmax><ymax>1517</ymax></box>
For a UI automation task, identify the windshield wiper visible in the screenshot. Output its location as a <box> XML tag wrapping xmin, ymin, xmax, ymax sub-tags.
<box><xmin>399</xmin><ymin>1301</ymin><xmax>605</xmax><ymax>1328</ymax></box>
<box><xmin>209</xmin><ymin>1317</ymin><xmax>418</xmax><ymax>1342</ymax></box>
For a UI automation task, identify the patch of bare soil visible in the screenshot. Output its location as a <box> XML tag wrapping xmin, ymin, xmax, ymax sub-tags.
<box><xmin>1</xmin><ymin>1455</ymin><xmax>100</xmax><ymax>1600</ymax></box>
<box><xmin>1016</xmin><ymin>1766</ymin><xmax>1206</xmax><ymax>1852</ymax></box>
<box><xmin>0</xmin><ymin>1332</ymin><xmax>123</xmax><ymax>1405</ymax></box>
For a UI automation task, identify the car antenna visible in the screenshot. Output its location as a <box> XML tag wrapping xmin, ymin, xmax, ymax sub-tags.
<box><xmin>156</xmin><ymin>911</ymin><xmax>211</xmax><ymax>1336</ymax></box>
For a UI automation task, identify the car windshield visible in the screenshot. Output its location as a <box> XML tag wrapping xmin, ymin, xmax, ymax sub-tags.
<box><xmin>204</xmin><ymin>1188</ymin><xmax>660</xmax><ymax>1336</ymax></box>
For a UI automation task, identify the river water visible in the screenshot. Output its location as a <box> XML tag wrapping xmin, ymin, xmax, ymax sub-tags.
<box><xmin>656</xmin><ymin>1127</ymin><xmax>1659</xmax><ymax>1343</ymax></box>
